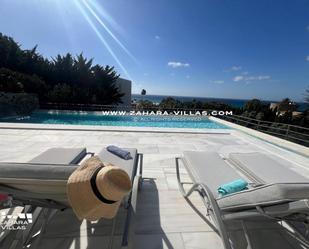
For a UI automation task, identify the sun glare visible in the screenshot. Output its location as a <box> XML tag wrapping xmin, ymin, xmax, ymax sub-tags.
<box><xmin>73</xmin><ymin>0</ymin><xmax>134</xmax><ymax>80</ymax></box>
<box><xmin>82</xmin><ymin>0</ymin><xmax>137</xmax><ymax>63</ymax></box>
<box><xmin>87</xmin><ymin>0</ymin><xmax>123</xmax><ymax>35</ymax></box>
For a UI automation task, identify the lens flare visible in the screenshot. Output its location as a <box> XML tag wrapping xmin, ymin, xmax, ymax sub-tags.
<box><xmin>74</xmin><ymin>0</ymin><xmax>132</xmax><ymax>80</ymax></box>
<box><xmin>81</xmin><ymin>0</ymin><xmax>137</xmax><ymax>63</ymax></box>
<box><xmin>87</xmin><ymin>0</ymin><xmax>124</xmax><ymax>36</ymax></box>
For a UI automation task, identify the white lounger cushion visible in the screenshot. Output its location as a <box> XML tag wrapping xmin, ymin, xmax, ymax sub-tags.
<box><xmin>98</xmin><ymin>148</ymin><xmax>137</xmax><ymax>181</ymax></box>
<box><xmin>182</xmin><ymin>151</ymin><xmax>309</xmax><ymax>212</ymax></box>
<box><xmin>219</xmin><ymin>152</ymin><xmax>309</xmax><ymax>211</ymax></box>
<box><xmin>183</xmin><ymin>151</ymin><xmax>243</xmax><ymax>197</ymax></box>
<box><xmin>0</xmin><ymin>147</ymin><xmax>138</xmax><ymax>205</ymax></box>
<box><xmin>0</xmin><ymin>163</ymin><xmax>77</xmax><ymax>180</ymax></box>
<box><xmin>29</xmin><ymin>147</ymin><xmax>87</xmax><ymax>164</ymax></box>
<box><xmin>0</xmin><ymin>148</ymin><xmax>86</xmax><ymax>204</ymax></box>
<box><xmin>0</xmin><ymin>147</ymin><xmax>87</xmax><ymax>181</ymax></box>
<box><xmin>217</xmin><ymin>183</ymin><xmax>309</xmax><ymax>211</ymax></box>
<box><xmin>229</xmin><ymin>152</ymin><xmax>308</xmax><ymax>183</ymax></box>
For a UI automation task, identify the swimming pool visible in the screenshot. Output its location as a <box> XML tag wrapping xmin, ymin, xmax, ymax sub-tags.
<box><xmin>0</xmin><ymin>111</ymin><xmax>229</xmax><ymax>129</ymax></box>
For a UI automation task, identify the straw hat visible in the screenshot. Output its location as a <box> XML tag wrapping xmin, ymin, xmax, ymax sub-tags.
<box><xmin>67</xmin><ymin>156</ymin><xmax>132</xmax><ymax>221</ymax></box>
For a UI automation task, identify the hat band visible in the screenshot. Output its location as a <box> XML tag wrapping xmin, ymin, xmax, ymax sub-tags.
<box><xmin>90</xmin><ymin>166</ymin><xmax>117</xmax><ymax>205</ymax></box>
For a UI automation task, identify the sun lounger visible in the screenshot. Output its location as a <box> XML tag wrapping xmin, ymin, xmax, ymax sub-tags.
<box><xmin>228</xmin><ymin>152</ymin><xmax>307</xmax><ymax>184</ymax></box>
<box><xmin>97</xmin><ymin>147</ymin><xmax>143</xmax><ymax>249</ymax></box>
<box><xmin>0</xmin><ymin>148</ymin><xmax>87</xmax><ymax>208</ymax></box>
<box><xmin>175</xmin><ymin>151</ymin><xmax>309</xmax><ymax>249</ymax></box>
<box><xmin>0</xmin><ymin>147</ymin><xmax>143</xmax><ymax>249</ymax></box>
<box><xmin>0</xmin><ymin>147</ymin><xmax>87</xmax><ymax>249</ymax></box>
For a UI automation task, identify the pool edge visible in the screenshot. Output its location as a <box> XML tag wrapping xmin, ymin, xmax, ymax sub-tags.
<box><xmin>0</xmin><ymin>122</ymin><xmax>231</xmax><ymax>135</ymax></box>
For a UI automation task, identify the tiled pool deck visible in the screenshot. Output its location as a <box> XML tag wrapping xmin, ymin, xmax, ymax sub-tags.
<box><xmin>0</xmin><ymin>126</ymin><xmax>309</xmax><ymax>249</ymax></box>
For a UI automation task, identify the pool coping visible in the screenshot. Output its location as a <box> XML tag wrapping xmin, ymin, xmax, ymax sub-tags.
<box><xmin>0</xmin><ymin>122</ymin><xmax>231</xmax><ymax>135</ymax></box>
<box><xmin>211</xmin><ymin>116</ymin><xmax>309</xmax><ymax>157</ymax></box>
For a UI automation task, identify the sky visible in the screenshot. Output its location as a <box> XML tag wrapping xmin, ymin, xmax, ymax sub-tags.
<box><xmin>0</xmin><ymin>0</ymin><xmax>309</xmax><ymax>101</ymax></box>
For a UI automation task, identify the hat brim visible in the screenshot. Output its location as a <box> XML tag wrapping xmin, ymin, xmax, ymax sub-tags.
<box><xmin>67</xmin><ymin>156</ymin><xmax>127</xmax><ymax>221</ymax></box>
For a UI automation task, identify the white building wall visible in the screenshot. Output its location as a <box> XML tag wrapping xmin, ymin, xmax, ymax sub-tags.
<box><xmin>115</xmin><ymin>78</ymin><xmax>131</xmax><ymax>107</ymax></box>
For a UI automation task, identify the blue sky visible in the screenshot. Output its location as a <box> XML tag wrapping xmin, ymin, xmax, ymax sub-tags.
<box><xmin>0</xmin><ymin>0</ymin><xmax>309</xmax><ymax>101</ymax></box>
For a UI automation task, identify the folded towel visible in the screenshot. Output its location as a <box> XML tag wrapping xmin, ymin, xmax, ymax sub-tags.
<box><xmin>218</xmin><ymin>179</ymin><xmax>248</xmax><ymax>197</ymax></box>
<box><xmin>107</xmin><ymin>145</ymin><xmax>132</xmax><ymax>160</ymax></box>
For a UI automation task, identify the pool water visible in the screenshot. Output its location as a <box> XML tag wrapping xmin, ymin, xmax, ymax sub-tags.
<box><xmin>1</xmin><ymin>111</ymin><xmax>229</xmax><ymax>129</ymax></box>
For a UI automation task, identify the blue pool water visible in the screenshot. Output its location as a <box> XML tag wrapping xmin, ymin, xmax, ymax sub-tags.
<box><xmin>1</xmin><ymin>111</ymin><xmax>229</xmax><ymax>129</ymax></box>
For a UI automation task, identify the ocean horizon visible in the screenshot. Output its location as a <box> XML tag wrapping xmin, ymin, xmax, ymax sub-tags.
<box><xmin>132</xmin><ymin>94</ymin><xmax>308</xmax><ymax>111</ymax></box>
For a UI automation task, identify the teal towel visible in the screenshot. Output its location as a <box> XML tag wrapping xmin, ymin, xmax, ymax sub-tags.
<box><xmin>218</xmin><ymin>179</ymin><xmax>248</xmax><ymax>196</ymax></box>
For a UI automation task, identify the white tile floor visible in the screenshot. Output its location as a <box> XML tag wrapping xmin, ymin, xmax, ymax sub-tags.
<box><xmin>0</xmin><ymin>127</ymin><xmax>308</xmax><ymax>248</ymax></box>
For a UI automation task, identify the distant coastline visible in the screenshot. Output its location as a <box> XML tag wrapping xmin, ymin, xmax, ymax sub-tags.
<box><xmin>132</xmin><ymin>94</ymin><xmax>308</xmax><ymax>111</ymax></box>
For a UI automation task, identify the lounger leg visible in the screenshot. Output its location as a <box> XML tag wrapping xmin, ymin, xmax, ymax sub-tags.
<box><xmin>241</xmin><ymin>221</ymin><xmax>253</xmax><ymax>249</ymax></box>
<box><xmin>121</xmin><ymin>153</ymin><xmax>142</xmax><ymax>248</ymax></box>
<box><xmin>0</xmin><ymin>225</ymin><xmax>11</xmax><ymax>244</ymax></box>
<box><xmin>284</xmin><ymin>222</ymin><xmax>309</xmax><ymax>248</ymax></box>
<box><xmin>175</xmin><ymin>157</ymin><xmax>200</xmax><ymax>198</ymax></box>
<box><xmin>137</xmin><ymin>153</ymin><xmax>143</xmax><ymax>190</ymax></box>
<box><xmin>2</xmin><ymin>206</ymin><xmax>57</xmax><ymax>249</ymax></box>
<box><xmin>121</xmin><ymin>174</ymin><xmax>140</xmax><ymax>249</ymax></box>
<box><xmin>22</xmin><ymin>206</ymin><xmax>44</xmax><ymax>246</ymax></box>
<box><xmin>24</xmin><ymin>208</ymin><xmax>58</xmax><ymax>249</ymax></box>
<box><xmin>0</xmin><ymin>205</ymin><xmax>34</xmax><ymax>249</ymax></box>
<box><xmin>107</xmin><ymin>214</ymin><xmax>117</xmax><ymax>249</ymax></box>
<box><xmin>175</xmin><ymin>157</ymin><xmax>233</xmax><ymax>249</ymax></box>
<box><xmin>0</xmin><ymin>206</ymin><xmax>16</xmax><ymax>244</ymax></box>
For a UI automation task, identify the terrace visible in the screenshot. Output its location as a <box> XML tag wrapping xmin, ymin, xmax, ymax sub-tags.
<box><xmin>1</xmin><ymin>1</ymin><xmax>309</xmax><ymax>248</ymax></box>
<box><xmin>0</xmin><ymin>122</ymin><xmax>308</xmax><ymax>249</ymax></box>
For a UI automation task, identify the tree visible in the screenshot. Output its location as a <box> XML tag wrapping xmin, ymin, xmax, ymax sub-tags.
<box><xmin>244</xmin><ymin>99</ymin><xmax>263</xmax><ymax>112</ymax></box>
<box><xmin>73</xmin><ymin>53</ymin><xmax>93</xmax><ymax>88</ymax></box>
<box><xmin>91</xmin><ymin>65</ymin><xmax>123</xmax><ymax>105</ymax></box>
<box><xmin>0</xmin><ymin>32</ymin><xmax>124</xmax><ymax>105</ymax></box>
<box><xmin>278</xmin><ymin>98</ymin><xmax>297</xmax><ymax>112</ymax></box>
<box><xmin>48</xmin><ymin>84</ymin><xmax>73</xmax><ymax>103</ymax></box>
<box><xmin>183</xmin><ymin>99</ymin><xmax>203</xmax><ymax>109</ymax></box>
<box><xmin>159</xmin><ymin>97</ymin><xmax>182</xmax><ymax>109</ymax></box>
<box><xmin>0</xmin><ymin>33</ymin><xmax>22</xmax><ymax>71</ymax></box>
<box><xmin>51</xmin><ymin>53</ymin><xmax>75</xmax><ymax>86</ymax></box>
<box><xmin>141</xmin><ymin>89</ymin><xmax>146</xmax><ymax>101</ymax></box>
<box><xmin>0</xmin><ymin>68</ymin><xmax>47</xmax><ymax>100</ymax></box>
<box><xmin>0</xmin><ymin>92</ymin><xmax>39</xmax><ymax>116</ymax></box>
<box><xmin>137</xmin><ymin>100</ymin><xmax>155</xmax><ymax>110</ymax></box>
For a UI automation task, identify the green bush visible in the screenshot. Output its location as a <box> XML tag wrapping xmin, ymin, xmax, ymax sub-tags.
<box><xmin>137</xmin><ymin>100</ymin><xmax>156</xmax><ymax>110</ymax></box>
<box><xmin>48</xmin><ymin>83</ymin><xmax>73</xmax><ymax>103</ymax></box>
<box><xmin>0</xmin><ymin>92</ymin><xmax>39</xmax><ymax>117</ymax></box>
<box><xmin>0</xmin><ymin>68</ymin><xmax>47</xmax><ymax>100</ymax></box>
<box><xmin>244</xmin><ymin>99</ymin><xmax>264</xmax><ymax>112</ymax></box>
<box><xmin>159</xmin><ymin>97</ymin><xmax>183</xmax><ymax>109</ymax></box>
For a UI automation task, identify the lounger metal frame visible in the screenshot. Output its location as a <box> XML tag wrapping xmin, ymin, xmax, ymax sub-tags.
<box><xmin>175</xmin><ymin>157</ymin><xmax>309</xmax><ymax>249</ymax></box>
<box><xmin>175</xmin><ymin>157</ymin><xmax>233</xmax><ymax>249</ymax></box>
<box><xmin>0</xmin><ymin>152</ymin><xmax>143</xmax><ymax>249</ymax></box>
<box><xmin>121</xmin><ymin>152</ymin><xmax>143</xmax><ymax>249</ymax></box>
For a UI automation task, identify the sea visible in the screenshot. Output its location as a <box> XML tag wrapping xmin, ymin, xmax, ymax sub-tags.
<box><xmin>132</xmin><ymin>94</ymin><xmax>308</xmax><ymax>111</ymax></box>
